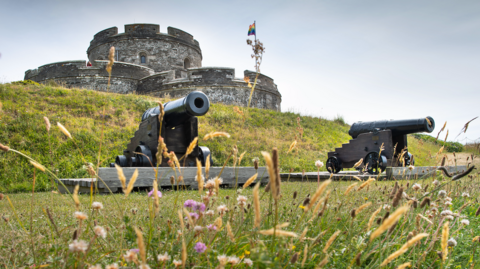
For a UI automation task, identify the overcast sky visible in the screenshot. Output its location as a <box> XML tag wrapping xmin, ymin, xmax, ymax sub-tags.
<box><xmin>1</xmin><ymin>0</ymin><xmax>479</xmax><ymax>143</ymax></box>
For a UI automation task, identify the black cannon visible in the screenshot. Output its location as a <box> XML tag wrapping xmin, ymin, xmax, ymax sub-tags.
<box><xmin>113</xmin><ymin>91</ymin><xmax>212</xmax><ymax>167</ymax></box>
<box><xmin>326</xmin><ymin>117</ymin><xmax>435</xmax><ymax>174</ymax></box>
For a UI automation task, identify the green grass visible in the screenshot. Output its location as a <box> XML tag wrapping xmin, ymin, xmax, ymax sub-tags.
<box><xmin>0</xmin><ymin>83</ymin><xmax>442</xmax><ymax>192</ymax></box>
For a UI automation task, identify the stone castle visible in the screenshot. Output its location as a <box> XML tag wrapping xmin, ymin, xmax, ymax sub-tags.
<box><xmin>24</xmin><ymin>23</ymin><xmax>282</xmax><ymax>110</ymax></box>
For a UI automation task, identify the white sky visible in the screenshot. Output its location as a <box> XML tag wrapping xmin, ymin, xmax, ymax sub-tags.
<box><xmin>0</xmin><ymin>0</ymin><xmax>479</xmax><ymax>143</ymax></box>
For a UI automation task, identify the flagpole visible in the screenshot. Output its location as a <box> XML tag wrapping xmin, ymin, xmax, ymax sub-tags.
<box><xmin>254</xmin><ymin>20</ymin><xmax>257</xmax><ymax>43</ymax></box>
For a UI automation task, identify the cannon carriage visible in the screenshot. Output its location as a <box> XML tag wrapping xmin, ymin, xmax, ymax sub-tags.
<box><xmin>113</xmin><ymin>91</ymin><xmax>212</xmax><ymax>167</ymax></box>
<box><xmin>326</xmin><ymin>117</ymin><xmax>435</xmax><ymax>174</ymax></box>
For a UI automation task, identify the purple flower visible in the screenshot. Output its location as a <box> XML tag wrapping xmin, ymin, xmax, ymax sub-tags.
<box><xmin>193</xmin><ymin>202</ymin><xmax>206</xmax><ymax>212</ymax></box>
<box><xmin>148</xmin><ymin>190</ymin><xmax>162</xmax><ymax>198</ymax></box>
<box><xmin>129</xmin><ymin>248</ymin><xmax>140</xmax><ymax>253</ymax></box>
<box><xmin>184</xmin><ymin>199</ymin><xmax>196</xmax><ymax>208</ymax></box>
<box><xmin>207</xmin><ymin>224</ymin><xmax>217</xmax><ymax>231</ymax></box>
<box><xmin>194</xmin><ymin>242</ymin><xmax>207</xmax><ymax>253</ymax></box>
<box><xmin>189</xmin><ymin>212</ymin><xmax>199</xmax><ymax>220</ymax></box>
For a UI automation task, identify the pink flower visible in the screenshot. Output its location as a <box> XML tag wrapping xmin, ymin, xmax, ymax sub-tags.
<box><xmin>194</xmin><ymin>242</ymin><xmax>207</xmax><ymax>253</ymax></box>
<box><xmin>148</xmin><ymin>190</ymin><xmax>162</xmax><ymax>198</ymax></box>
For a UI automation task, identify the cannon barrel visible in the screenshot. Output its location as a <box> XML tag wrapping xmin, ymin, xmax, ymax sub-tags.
<box><xmin>141</xmin><ymin>91</ymin><xmax>210</xmax><ymax>127</ymax></box>
<box><xmin>348</xmin><ymin>116</ymin><xmax>435</xmax><ymax>138</ymax></box>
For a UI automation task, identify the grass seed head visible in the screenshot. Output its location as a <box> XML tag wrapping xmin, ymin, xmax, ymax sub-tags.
<box><xmin>57</xmin><ymin>122</ymin><xmax>72</xmax><ymax>139</ymax></box>
<box><xmin>124</xmin><ymin>169</ymin><xmax>139</xmax><ymax>196</ymax></box>
<box><xmin>441</xmin><ymin>221</ymin><xmax>449</xmax><ymax>262</ymax></box>
<box><xmin>29</xmin><ymin>161</ymin><xmax>46</xmax><ymax>172</ymax></box>
<box><xmin>43</xmin><ymin>117</ymin><xmax>51</xmax><ymax>132</ymax></box>
<box><xmin>203</xmin><ymin>131</ymin><xmax>230</xmax><ymax>140</ymax></box>
<box><xmin>371</xmin><ymin>206</ymin><xmax>409</xmax><ymax>242</ymax></box>
<box><xmin>0</xmin><ymin>143</ymin><xmax>9</xmax><ymax>152</ymax></box>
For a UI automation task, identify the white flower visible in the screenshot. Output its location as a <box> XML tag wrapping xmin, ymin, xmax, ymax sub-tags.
<box><xmin>383</xmin><ymin>204</ymin><xmax>391</xmax><ymax>211</ymax></box>
<box><xmin>461</xmin><ymin>219</ymin><xmax>470</xmax><ymax>225</ymax></box>
<box><xmin>88</xmin><ymin>265</ymin><xmax>102</xmax><ymax>269</ymax></box>
<box><xmin>408</xmin><ymin>165</ymin><xmax>415</xmax><ymax>171</ymax></box>
<box><xmin>194</xmin><ymin>226</ymin><xmax>203</xmax><ymax>233</ymax></box>
<box><xmin>447</xmin><ymin>238</ymin><xmax>457</xmax><ymax>247</ymax></box>
<box><xmin>158</xmin><ymin>252</ymin><xmax>171</xmax><ymax>262</ymax></box>
<box><xmin>228</xmin><ymin>255</ymin><xmax>240</xmax><ymax>265</ymax></box>
<box><xmin>412</xmin><ymin>183</ymin><xmax>421</xmax><ymax>191</ymax></box>
<box><xmin>431</xmin><ymin>207</ymin><xmax>438</xmax><ymax>213</ymax></box>
<box><xmin>195</xmin><ymin>175</ymin><xmax>205</xmax><ymax>182</ymax></box>
<box><xmin>237</xmin><ymin>195</ymin><xmax>248</xmax><ymax>206</ymax></box>
<box><xmin>438</xmin><ymin>190</ymin><xmax>447</xmax><ymax>198</ymax></box>
<box><xmin>74</xmin><ymin>211</ymin><xmax>88</xmax><ymax>220</ymax></box>
<box><xmin>445</xmin><ymin>215</ymin><xmax>454</xmax><ymax>220</ymax></box>
<box><xmin>94</xmin><ymin>226</ymin><xmax>107</xmax><ymax>238</ymax></box>
<box><xmin>445</xmin><ymin>197</ymin><xmax>452</xmax><ymax>202</ymax></box>
<box><xmin>315</xmin><ymin>160</ymin><xmax>324</xmax><ymax>168</ymax></box>
<box><xmin>105</xmin><ymin>263</ymin><xmax>119</xmax><ymax>269</ymax></box>
<box><xmin>440</xmin><ymin>210</ymin><xmax>453</xmax><ymax>216</ymax></box>
<box><xmin>172</xmin><ymin>259</ymin><xmax>182</xmax><ymax>267</ymax></box>
<box><xmin>243</xmin><ymin>258</ymin><xmax>253</xmax><ymax>267</ymax></box>
<box><xmin>402</xmin><ymin>192</ymin><xmax>408</xmax><ymax>198</ymax></box>
<box><xmin>462</xmin><ymin>192</ymin><xmax>470</xmax><ymax>198</ymax></box>
<box><xmin>217</xmin><ymin>254</ymin><xmax>228</xmax><ymax>265</ymax></box>
<box><xmin>445</xmin><ymin>201</ymin><xmax>453</xmax><ymax>206</ymax></box>
<box><xmin>92</xmin><ymin>202</ymin><xmax>103</xmax><ymax>210</ymax></box>
<box><xmin>139</xmin><ymin>265</ymin><xmax>151</xmax><ymax>269</ymax></box>
<box><xmin>124</xmin><ymin>250</ymin><xmax>138</xmax><ymax>262</ymax></box>
<box><xmin>69</xmin><ymin>240</ymin><xmax>88</xmax><ymax>253</ymax></box>
<box><xmin>206</xmin><ymin>210</ymin><xmax>215</xmax><ymax>216</ymax></box>
<box><xmin>205</xmin><ymin>179</ymin><xmax>216</xmax><ymax>189</ymax></box>
<box><xmin>217</xmin><ymin>205</ymin><xmax>228</xmax><ymax>215</ymax></box>
<box><xmin>433</xmin><ymin>180</ymin><xmax>440</xmax><ymax>186</ymax></box>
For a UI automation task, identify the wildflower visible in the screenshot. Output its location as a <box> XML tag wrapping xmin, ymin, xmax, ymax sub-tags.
<box><xmin>448</xmin><ymin>238</ymin><xmax>457</xmax><ymax>247</ymax></box>
<box><xmin>205</xmin><ymin>179</ymin><xmax>215</xmax><ymax>189</ymax></box>
<box><xmin>433</xmin><ymin>179</ymin><xmax>440</xmax><ymax>186</ymax></box>
<box><xmin>440</xmin><ymin>210</ymin><xmax>453</xmax><ymax>216</ymax></box>
<box><xmin>206</xmin><ymin>210</ymin><xmax>215</xmax><ymax>216</ymax></box>
<box><xmin>188</xmin><ymin>212</ymin><xmax>199</xmax><ymax>220</ymax></box>
<box><xmin>217</xmin><ymin>205</ymin><xmax>228</xmax><ymax>215</ymax></box>
<box><xmin>438</xmin><ymin>190</ymin><xmax>447</xmax><ymax>198</ymax></box>
<box><xmin>88</xmin><ymin>265</ymin><xmax>102</xmax><ymax>269</ymax></box>
<box><xmin>124</xmin><ymin>250</ymin><xmax>138</xmax><ymax>262</ymax></box>
<box><xmin>412</xmin><ymin>183</ymin><xmax>421</xmax><ymax>191</ymax></box>
<box><xmin>383</xmin><ymin>204</ymin><xmax>391</xmax><ymax>211</ymax></box>
<box><xmin>462</xmin><ymin>192</ymin><xmax>470</xmax><ymax>198</ymax></box>
<box><xmin>243</xmin><ymin>258</ymin><xmax>253</xmax><ymax>267</ymax></box>
<box><xmin>74</xmin><ymin>212</ymin><xmax>88</xmax><ymax>220</ymax></box>
<box><xmin>172</xmin><ymin>259</ymin><xmax>182</xmax><ymax>267</ymax></box>
<box><xmin>94</xmin><ymin>226</ymin><xmax>107</xmax><ymax>239</ymax></box>
<box><xmin>445</xmin><ymin>197</ymin><xmax>452</xmax><ymax>202</ymax></box>
<box><xmin>194</xmin><ymin>242</ymin><xmax>207</xmax><ymax>253</ymax></box>
<box><xmin>445</xmin><ymin>215</ymin><xmax>454</xmax><ymax>220</ymax></box>
<box><xmin>194</xmin><ymin>226</ymin><xmax>203</xmax><ymax>233</ymax></box>
<box><xmin>158</xmin><ymin>252</ymin><xmax>171</xmax><ymax>262</ymax></box>
<box><xmin>237</xmin><ymin>195</ymin><xmax>248</xmax><ymax>206</ymax></box>
<box><xmin>69</xmin><ymin>240</ymin><xmax>88</xmax><ymax>253</ymax></box>
<box><xmin>445</xmin><ymin>201</ymin><xmax>453</xmax><ymax>206</ymax></box>
<box><xmin>105</xmin><ymin>264</ymin><xmax>119</xmax><ymax>269</ymax></box>
<box><xmin>315</xmin><ymin>160</ymin><xmax>324</xmax><ymax>168</ymax></box>
<box><xmin>92</xmin><ymin>202</ymin><xmax>103</xmax><ymax>210</ymax></box>
<box><xmin>402</xmin><ymin>192</ymin><xmax>408</xmax><ymax>199</ymax></box>
<box><xmin>193</xmin><ymin>202</ymin><xmax>206</xmax><ymax>212</ymax></box>
<box><xmin>139</xmin><ymin>265</ymin><xmax>150</xmax><ymax>269</ymax></box>
<box><xmin>228</xmin><ymin>256</ymin><xmax>240</xmax><ymax>265</ymax></box>
<box><xmin>408</xmin><ymin>165</ymin><xmax>415</xmax><ymax>171</ymax></box>
<box><xmin>184</xmin><ymin>199</ymin><xmax>196</xmax><ymax>208</ymax></box>
<box><xmin>461</xmin><ymin>219</ymin><xmax>469</xmax><ymax>225</ymax></box>
<box><xmin>195</xmin><ymin>174</ymin><xmax>205</xmax><ymax>182</ymax></box>
<box><xmin>218</xmin><ymin>254</ymin><xmax>228</xmax><ymax>265</ymax></box>
<box><xmin>148</xmin><ymin>190</ymin><xmax>162</xmax><ymax>198</ymax></box>
<box><xmin>207</xmin><ymin>224</ymin><xmax>217</xmax><ymax>231</ymax></box>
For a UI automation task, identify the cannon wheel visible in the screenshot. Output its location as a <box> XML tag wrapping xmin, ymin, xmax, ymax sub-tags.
<box><xmin>326</xmin><ymin>157</ymin><xmax>342</xmax><ymax>174</ymax></box>
<box><xmin>134</xmin><ymin>145</ymin><xmax>153</xmax><ymax>167</ymax></box>
<box><xmin>404</xmin><ymin>152</ymin><xmax>415</xmax><ymax>166</ymax></box>
<box><xmin>363</xmin><ymin>152</ymin><xmax>387</xmax><ymax>175</ymax></box>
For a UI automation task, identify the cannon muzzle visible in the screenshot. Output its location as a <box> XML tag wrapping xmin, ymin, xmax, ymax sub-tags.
<box><xmin>141</xmin><ymin>91</ymin><xmax>210</xmax><ymax>126</ymax></box>
<box><xmin>349</xmin><ymin>116</ymin><xmax>435</xmax><ymax>138</ymax></box>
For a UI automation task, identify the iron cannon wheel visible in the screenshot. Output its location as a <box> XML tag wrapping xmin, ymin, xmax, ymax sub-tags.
<box><xmin>404</xmin><ymin>152</ymin><xmax>415</xmax><ymax>166</ymax></box>
<box><xmin>134</xmin><ymin>145</ymin><xmax>153</xmax><ymax>167</ymax></box>
<box><xmin>326</xmin><ymin>156</ymin><xmax>342</xmax><ymax>174</ymax></box>
<box><xmin>363</xmin><ymin>152</ymin><xmax>387</xmax><ymax>175</ymax></box>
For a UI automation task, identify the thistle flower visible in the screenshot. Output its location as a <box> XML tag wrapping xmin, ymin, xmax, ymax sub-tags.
<box><xmin>315</xmin><ymin>160</ymin><xmax>324</xmax><ymax>168</ymax></box>
<box><xmin>148</xmin><ymin>190</ymin><xmax>162</xmax><ymax>198</ymax></box>
<box><xmin>92</xmin><ymin>202</ymin><xmax>103</xmax><ymax>210</ymax></box>
<box><xmin>461</xmin><ymin>219</ymin><xmax>469</xmax><ymax>225</ymax></box>
<box><xmin>207</xmin><ymin>224</ymin><xmax>217</xmax><ymax>231</ymax></box>
<box><xmin>227</xmin><ymin>256</ymin><xmax>240</xmax><ymax>265</ymax></box>
<box><xmin>217</xmin><ymin>205</ymin><xmax>228</xmax><ymax>215</ymax></box>
<box><xmin>57</xmin><ymin>122</ymin><xmax>72</xmax><ymax>139</ymax></box>
<box><xmin>194</xmin><ymin>242</ymin><xmax>207</xmax><ymax>253</ymax></box>
<box><xmin>447</xmin><ymin>237</ymin><xmax>457</xmax><ymax>247</ymax></box>
<box><xmin>438</xmin><ymin>190</ymin><xmax>447</xmax><ymax>198</ymax></box>
<box><xmin>440</xmin><ymin>210</ymin><xmax>453</xmax><ymax>216</ymax></box>
<box><xmin>408</xmin><ymin>165</ymin><xmax>415</xmax><ymax>171</ymax></box>
<box><xmin>69</xmin><ymin>240</ymin><xmax>88</xmax><ymax>253</ymax></box>
<box><xmin>94</xmin><ymin>226</ymin><xmax>107</xmax><ymax>238</ymax></box>
<box><xmin>237</xmin><ymin>195</ymin><xmax>247</xmax><ymax>206</ymax></box>
<box><xmin>412</xmin><ymin>183</ymin><xmax>421</xmax><ymax>191</ymax></box>
<box><xmin>158</xmin><ymin>252</ymin><xmax>171</xmax><ymax>262</ymax></box>
<box><xmin>433</xmin><ymin>179</ymin><xmax>440</xmax><ymax>186</ymax></box>
<box><xmin>462</xmin><ymin>192</ymin><xmax>470</xmax><ymax>198</ymax></box>
<box><xmin>74</xmin><ymin>212</ymin><xmax>88</xmax><ymax>220</ymax></box>
<box><xmin>172</xmin><ymin>259</ymin><xmax>182</xmax><ymax>267</ymax></box>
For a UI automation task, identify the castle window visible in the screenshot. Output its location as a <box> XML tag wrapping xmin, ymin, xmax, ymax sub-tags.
<box><xmin>141</xmin><ymin>55</ymin><xmax>146</xmax><ymax>63</ymax></box>
<box><xmin>184</xmin><ymin>58</ymin><xmax>190</xmax><ymax>69</ymax></box>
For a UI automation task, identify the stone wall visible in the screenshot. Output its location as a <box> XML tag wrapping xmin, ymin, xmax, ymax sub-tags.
<box><xmin>87</xmin><ymin>24</ymin><xmax>202</xmax><ymax>76</ymax></box>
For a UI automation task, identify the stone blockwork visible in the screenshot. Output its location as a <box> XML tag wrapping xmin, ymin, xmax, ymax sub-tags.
<box><xmin>24</xmin><ymin>23</ymin><xmax>282</xmax><ymax>110</ymax></box>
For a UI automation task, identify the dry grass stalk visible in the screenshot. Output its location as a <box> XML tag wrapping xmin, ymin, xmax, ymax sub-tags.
<box><xmin>355</xmin><ymin>202</ymin><xmax>372</xmax><ymax>216</ymax></box>
<box><xmin>272</xmin><ymin>148</ymin><xmax>281</xmax><ymax>199</ymax></box>
<box><xmin>322</xmin><ymin>230</ymin><xmax>340</xmax><ymax>253</ymax></box>
<box><xmin>226</xmin><ymin>221</ymin><xmax>235</xmax><ymax>242</ymax></box>
<box><xmin>305</xmin><ymin>180</ymin><xmax>331</xmax><ymax>212</ymax></box>
<box><xmin>134</xmin><ymin>227</ymin><xmax>147</xmax><ymax>266</ymax></box>
<box><xmin>353</xmin><ymin>158</ymin><xmax>363</xmax><ymax>168</ymax></box>
<box><xmin>0</xmin><ymin>143</ymin><xmax>9</xmax><ymax>152</ymax></box>
<box><xmin>152</xmin><ymin>179</ymin><xmax>160</xmax><ymax>214</ymax></box>
<box><xmin>243</xmin><ymin>173</ymin><xmax>258</xmax><ymax>189</ymax></box>
<box><xmin>353</xmin><ymin>176</ymin><xmax>363</xmax><ymax>181</ymax></box>
<box><xmin>253</xmin><ymin>182</ymin><xmax>261</xmax><ymax>228</ymax></box>
<box><xmin>183</xmin><ymin>208</ymin><xmax>194</xmax><ymax>228</ymax></box>
<box><xmin>417</xmin><ymin>214</ymin><xmax>433</xmax><ymax>225</ymax></box>
<box><xmin>258</xmin><ymin>228</ymin><xmax>298</xmax><ymax>237</ymax></box>
<box><xmin>203</xmin><ymin>132</ymin><xmax>230</xmax><ymax>140</ymax></box>
<box><xmin>311</xmin><ymin>193</ymin><xmax>329</xmax><ymax>219</ymax></box>
<box><xmin>396</xmin><ymin>262</ymin><xmax>411</xmax><ymax>269</ymax></box>
<box><xmin>205</xmin><ymin>154</ymin><xmax>210</xmax><ymax>178</ymax></box>
<box><xmin>238</xmin><ymin>151</ymin><xmax>246</xmax><ymax>166</ymax></box>
<box><xmin>214</xmin><ymin>216</ymin><xmax>222</xmax><ymax>228</ymax></box>
<box><xmin>196</xmin><ymin>159</ymin><xmax>203</xmax><ymax>194</ymax></box>
<box><xmin>185</xmin><ymin>137</ymin><xmax>198</xmax><ymax>157</ymax></box>
<box><xmin>57</xmin><ymin>122</ymin><xmax>72</xmax><ymax>139</ymax></box>
<box><xmin>380</xmin><ymin>233</ymin><xmax>429</xmax><ymax>266</ymax></box>
<box><xmin>301</xmin><ymin>244</ymin><xmax>308</xmax><ymax>267</ymax></box>
<box><xmin>392</xmin><ymin>187</ymin><xmax>404</xmax><ymax>207</ymax></box>
<box><xmin>441</xmin><ymin>221</ymin><xmax>449</xmax><ymax>262</ymax></box>
<box><xmin>367</xmin><ymin>206</ymin><xmax>382</xmax><ymax>230</ymax></box>
<box><xmin>124</xmin><ymin>169</ymin><xmax>139</xmax><ymax>196</ymax></box>
<box><xmin>261</xmin><ymin>151</ymin><xmax>277</xmax><ymax>198</ymax></box>
<box><xmin>317</xmin><ymin>255</ymin><xmax>329</xmax><ymax>268</ymax></box>
<box><xmin>370</xmin><ymin>206</ymin><xmax>409</xmax><ymax>242</ymax></box>
<box><xmin>287</xmin><ymin>140</ymin><xmax>297</xmax><ymax>154</ymax></box>
<box><xmin>73</xmin><ymin>185</ymin><xmax>80</xmax><ymax>210</ymax></box>
<box><xmin>299</xmin><ymin>227</ymin><xmax>308</xmax><ymax>242</ymax></box>
<box><xmin>181</xmin><ymin>237</ymin><xmax>187</xmax><ymax>269</ymax></box>
<box><xmin>275</xmin><ymin>222</ymin><xmax>290</xmax><ymax>229</ymax></box>
<box><xmin>344</xmin><ymin>183</ymin><xmax>358</xmax><ymax>195</ymax></box>
<box><xmin>115</xmin><ymin>164</ymin><xmax>127</xmax><ymax>190</ymax></box>
<box><xmin>29</xmin><ymin>161</ymin><xmax>45</xmax><ymax>172</ymax></box>
<box><xmin>357</xmin><ymin>178</ymin><xmax>375</xmax><ymax>191</ymax></box>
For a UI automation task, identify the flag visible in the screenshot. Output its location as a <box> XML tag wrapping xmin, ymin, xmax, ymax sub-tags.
<box><xmin>248</xmin><ymin>23</ymin><xmax>256</xmax><ymax>36</ymax></box>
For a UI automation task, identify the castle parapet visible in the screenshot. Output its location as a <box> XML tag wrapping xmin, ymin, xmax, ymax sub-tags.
<box><xmin>125</xmin><ymin>24</ymin><xmax>160</xmax><ymax>37</ymax></box>
<box><xmin>187</xmin><ymin>67</ymin><xmax>235</xmax><ymax>85</ymax></box>
<box><xmin>167</xmin><ymin>27</ymin><xmax>195</xmax><ymax>44</ymax></box>
<box><xmin>244</xmin><ymin>70</ymin><xmax>278</xmax><ymax>92</ymax></box>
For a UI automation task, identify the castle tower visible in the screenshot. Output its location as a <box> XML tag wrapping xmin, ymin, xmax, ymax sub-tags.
<box><xmin>86</xmin><ymin>24</ymin><xmax>202</xmax><ymax>78</ymax></box>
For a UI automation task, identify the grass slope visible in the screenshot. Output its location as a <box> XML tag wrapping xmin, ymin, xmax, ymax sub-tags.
<box><xmin>0</xmin><ymin>83</ymin><xmax>440</xmax><ymax>192</ymax></box>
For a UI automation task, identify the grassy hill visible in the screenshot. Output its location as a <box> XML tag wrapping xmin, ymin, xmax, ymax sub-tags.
<box><xmin>0</xmin><ymin>82</ymin><xmax>441</xmax><ymax>192</ymax></box>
